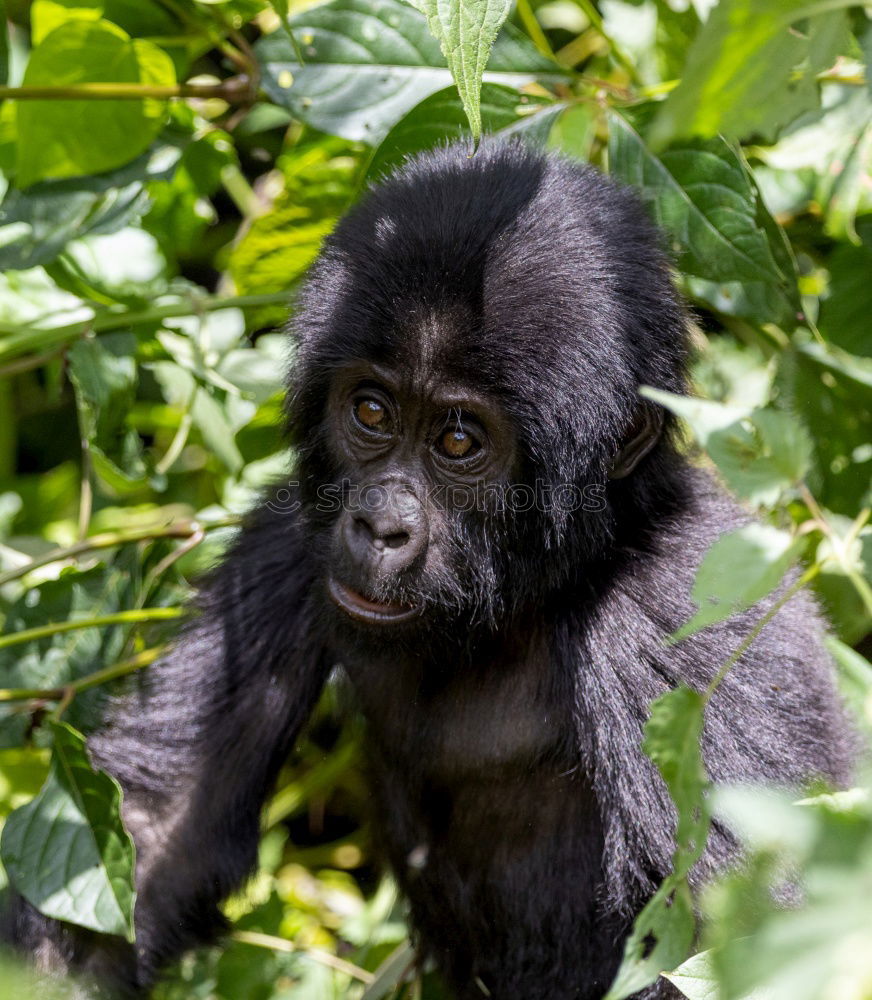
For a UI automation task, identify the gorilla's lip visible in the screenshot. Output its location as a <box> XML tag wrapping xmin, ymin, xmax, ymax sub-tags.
<box><xmin>328</xmin><ymin>578</ymin><xmax>421</xmax><ymax>625</ymax></box>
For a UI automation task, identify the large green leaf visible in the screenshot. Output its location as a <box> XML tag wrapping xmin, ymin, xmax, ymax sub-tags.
<box><xmin>404</xmin><ymin>0</ymin><xmax>511</xmax><ymax>142</ymax></box>
<box><xmin>672</xmin><ymin>524</ymin><xmax>802</xmax><ymax>642</ymax></box>
<box><xmin>608</xmin><ymin>116</ymin><xmax>800</xmax><ymax>328</ymax></box>
<box><xmin>365</xmin><ymin>83</ymin><xmax>554</xmax><ymax>181</ymax></box>
<box><xmin>16</xmin><ymin>19</ymin><xmax>176</xmax><ymax>186</ymax></box>
<box><xmin>641</xmin><ymin>388</ymin><xmax>812</xmax><ymax>506</ymax></box>
<box><xmin>0</xmin><ymin>721</ymin><xmax>136</xmax><ymax>939</ymax></box>
<box><xmin>255</xmin><ymin>0</ymin><xmax>557</xmax><ymax>143</ymax></box>
<box><xmin>0</xmin><ymin>143</ymin><xmax>181</xmax><ymax>271</ymax></box>
<box><xmin>605</xmin><ymin>686</ymin><xmax>710</xmax><ymax>999</ymax></box>
<box><xmin>648</xmin><ymin>2</ymin><xmax>850</xmax><ymax>148</ymax></box>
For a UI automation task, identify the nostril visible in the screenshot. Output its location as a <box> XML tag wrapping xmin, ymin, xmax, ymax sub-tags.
<box><xmin>384</xmin><ymin>531</ymin><xmax>409</xmax><ymax>550</ymax></box>
<box><xmin>353</xmin><ymin>517</ymin><xmax>375</xmax><ymax>541</ymax></box>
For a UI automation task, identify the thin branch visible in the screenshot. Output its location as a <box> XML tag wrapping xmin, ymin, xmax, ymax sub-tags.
<box><xmin>0</xmin><ymin>647</ymin><xmax>162</xmax><ymax>704</ymax></box>
<box><xmin>704</xmin><ymin>566</ymin><xmax>820</xmax><ymax>701</ymax></box>
<box><xmin>139</xmin><ymin>524</ymin><xmax>207</xmax><ymax>606</ymax></box>
<box><xmin>0</xmin><ymin>608</ymin><xmax>182</xmax><ymax>651</ymax></box>
<box><xmin>0</xmin><ymin>347</ymin><xmax>65</xmax><ymax>378</ymax></box>
<box><xmin>0</xmin><ymin>517</ymin><xmax>238</xmax><ymax>588</ymax></box>
<box><xmin>572</xmin><ymin>0</ymin><xmax>641</xmax><ymax>84</ymax></box>
<box><xmin>0</xmin><ymin>79</ymin><xmax>255</xmax><ymax>102</ymax></box>
<box><xmin>0</xmin><ymin>291</ymin><xmax>295</xmax><ymax>366</ymax></box>
<box><xmin>231</xmin><ymin>930</ymin><xmax>375</xmax><ymax>983</ymax></box>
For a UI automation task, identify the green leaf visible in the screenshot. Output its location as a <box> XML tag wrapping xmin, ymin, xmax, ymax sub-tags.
<box><xmin>663</xmin><ymin>949</ymin><xmax>740</xmax><ymax>1000</ymax></box>
<box><xmin>605</xmin><ymin>686</ymin><xmax>709</xmax><ymax>999</ymax></box>
<box><xmin>0</xmin><ymin>143</ymin><xmax>181</xmax><ymax>271</ymax></box>
<box><xmin>404</xmin><ymin>0</ymin><xmax>512</xmax><ymax>142</ymax></box>
<box><xmin>68</xmin><ymin>333</ymin><xmax>148</xmax><ymax>494</ymax></box>
<box><xmin>0</xmin><ymin>721</ymin><xmax>136</xmax><ymax>939</ymax></box>
<box><xmin>256</xmin><ymin>0</ymin><xmax>557</xmax><ymax>143</ymax></box>
<box><xmin>641</xmin><ymin>388</ymin><xmax>812</xmax><ymax>506</ymax></box>
<box><xmin>799</xmin><ymin>341</ymin><xmax>872</xmax><ymax>391</ymax></box>
<box><xmin>366</xmin><ymin>83</ymin><xmax>553</xmax><ymax>181</ymax></box>
<box><xmin>643</xmin><ymin>686</ymin><xmax>709</xmax><ymax>857</ymax></box>
<box><xmin>31</xmin><ymin>0</ymin><xmax>103</xmax><ymax>44</ymax></box>
<box><xmin>0</xmin><ymin>561</ymin><xmax>140</xmax><ymax>745</ymax></box>
<box><xmin>149</xmin><ymin>361</ymin><xmax>245</xmax><ymax>474</ymax></box>
<box><xmin>761</xmin><ymin>86</ymin><xmax>872</xmax><ymax>245</ymax></box>
<box><xmin>672</xmin><ymin>523</ymin><xmax>801</xmax><ymax>641</ymax></box>
<box><xmin>608</xmin><ymin>117</ymin><xmax>800</xmax><ymax>328</ymax></box>
<box><xmin>361</xmin><ymin>940</ymin><xmax>416</xmax><ymax>1000</ymax></box>
<box><xmin>16</xmin><ymin>19</ymin><xmax>176</xmax><ymax>186</ymax></box>
<box><xmin>826</xmin><ymin>636</ymin><xmax>872</xmax><ymax>732</ymax></box>
<box><xmin>648</xmin><ymin>2</ymin><xmax>850</xmax><ymax>148</ymax></box>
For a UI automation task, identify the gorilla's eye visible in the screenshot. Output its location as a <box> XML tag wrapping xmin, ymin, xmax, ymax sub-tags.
<box><xmin>355</xmin><ymin>398</ymin><xmax>388</xmax><ymax>430</ymax></box>
<box><xmin>441</xmin><ymin>429</ymin><xmax>474</xmax><ymax>458</ymax></box>
<box><xmin>437</xmin><ymin>413</ymin><xmax>484</xmax><ymax>463</ymax></box>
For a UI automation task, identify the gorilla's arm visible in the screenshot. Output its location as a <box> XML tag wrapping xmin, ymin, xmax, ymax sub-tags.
<box><xmin>2</xmin><ymin>500</ymin><xmax>329</xmax><ymax>995</ymax></box>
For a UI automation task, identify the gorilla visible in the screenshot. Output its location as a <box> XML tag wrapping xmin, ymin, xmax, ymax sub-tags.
<box><xmin>2</xmin><ymin>141</ymin><xmax>853</xmax><ymax>999</ymax></box>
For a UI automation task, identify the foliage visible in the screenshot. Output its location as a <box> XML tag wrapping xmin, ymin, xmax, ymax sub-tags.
<box><xmin>0</xmin><ymin>0</ymin><xmax>869</xmax><ymax>998</ymax></box>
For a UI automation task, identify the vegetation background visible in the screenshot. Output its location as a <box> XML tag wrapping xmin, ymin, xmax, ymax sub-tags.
<box><xmin>0</xmin><ymin>0</ymin><xmax>870</xmax><ymax>997</ymax></box>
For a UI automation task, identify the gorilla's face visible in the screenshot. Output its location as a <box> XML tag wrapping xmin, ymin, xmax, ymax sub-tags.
<box><xmin>321</xmin><ymin>359</ymin><xmax>517</xmax><ymax>633</ymax></box>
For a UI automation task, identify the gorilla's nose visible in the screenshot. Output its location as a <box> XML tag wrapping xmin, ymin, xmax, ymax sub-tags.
<box><xmin>342</xmin><ymin>485</ymin><xmax>427</xmax><ymax>573</ymax></box>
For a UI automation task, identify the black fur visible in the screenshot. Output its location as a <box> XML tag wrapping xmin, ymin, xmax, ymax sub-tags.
<box><xmin>2</xmin><ymin>142</ymin><xmax>852</xmax><ymax>999</ymax></box>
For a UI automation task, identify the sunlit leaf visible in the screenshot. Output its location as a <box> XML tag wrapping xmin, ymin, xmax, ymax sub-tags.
<box><xmin>17</xmin><ymin>19</ymin><xmax>176</xmax><ymax>186</ymax></box>
<box><xmin>605</xmin><ymin>686</ymin><xmax>709</xmax><ymax>999</ymax></box>
<box><xmin>404</xmin><ymin>0</ymin><xmax>512</xmax><ymax>142</ymax></box>
<box><xmin>642</xmin><ymin>388</ymin><xmax>812</xmax><ymax>506</ymax></box>
<box><xmin>1</xmin><ymin>721</ymin><xmax>136</xmax><ymax>939</ymax></box>
<box><xmin>673</xmin><ymin>523</ymin><xmax>802</xmax><ymax>641</ymax></box>
<box><xmin>648</xmin><ymin>2</ymin><xmax>850</xmax><ymax>147</ymax></box>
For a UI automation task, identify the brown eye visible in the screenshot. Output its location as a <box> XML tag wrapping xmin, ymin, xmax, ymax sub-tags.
<box><xmin>356</xmin><ymin>398</ymin><xmax>386</xmax><ymax>429</ymax></box>
<box><xmin>441</xmin><ymin>429</ymin><xmax>474</xmax><ymax>459</ymax></box>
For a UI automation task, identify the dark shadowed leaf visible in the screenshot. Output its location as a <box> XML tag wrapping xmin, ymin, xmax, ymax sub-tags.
<box><xmin>365</xmin><ymin>84</ymin><xmax>553</xmax><ymax>181</ymax></box>
<box><xmin>608</xmin><ymin>116</ymin><xmax>800</xmax><ymax>328</ymax></box>
<box><xmin>256</xmin><ymin>0</ymin><xmax>558</xmax><ymax>143</ymax></box>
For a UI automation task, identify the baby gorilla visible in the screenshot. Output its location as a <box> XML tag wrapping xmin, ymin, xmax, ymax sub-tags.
<box><xmin>2</xmin><ymin>142</ymin><xmax>852</xmax><ymax>999</ymax></box>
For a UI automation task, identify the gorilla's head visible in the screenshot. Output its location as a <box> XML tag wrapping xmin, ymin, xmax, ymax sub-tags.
<box><xmin>286</xmin><ymin>142</ymin><xmax>689</xmax><ymax>639</ymax></box>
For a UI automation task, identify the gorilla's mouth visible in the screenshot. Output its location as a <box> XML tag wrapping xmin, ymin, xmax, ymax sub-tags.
<box><xmin>328</xmin><ymin>578</ymin><xmax>421</xmax><ymax>625</ymax></box>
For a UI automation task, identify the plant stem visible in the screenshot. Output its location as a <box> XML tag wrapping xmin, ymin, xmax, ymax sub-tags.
<box><xmin>0</xmin><ymin>607</ymin><xmax>182</xmax><ymax>651</ymax></box>
<box><xmin>704</xmin><ymin>566</ymin><xmax>820</xmax><ymax>701</ymax></box>
<box><xmin>0</xmin><ymin>291</ymin><xmax>294</xmax><ymax>365</ymax></box>
<box><xmin>572</xmin><ymin>0</ymin><xmax>641</xmax><ymax>84</ymax></box>
<box><xmin>231</xmin><ymin>930</ymin><xmax>374</xmax><ymax>983</ymax></box>
<box><xmin>0</xmin><ymin>80</ymin><xmax>251</xmax><ymax>102</ymax></box>
<box><xmin>515</xmin><ymin>0</ymin><xmax>557</xmax><ymax>61</ymax></box>
<box><xmin>0</xmin><ymin>516</ymin><xmax>238</xmax><ymax>588</ymax></box>
<box><xmin>0</xmin><ymin>647</ymin><xmax>162</xmax><ymax>703</ymax></box>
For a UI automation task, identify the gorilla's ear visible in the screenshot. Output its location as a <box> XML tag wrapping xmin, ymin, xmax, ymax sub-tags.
<box><xmin>608</xmin><ymin>404</ymin><xmax>664</xmax><ymax>479</ymax></box>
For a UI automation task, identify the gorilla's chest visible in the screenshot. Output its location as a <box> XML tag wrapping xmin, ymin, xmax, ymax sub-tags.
<box><xmin>341</xmin><ymin>644</ymin><xmax>573</xmax><ymax>778</ymax></box>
